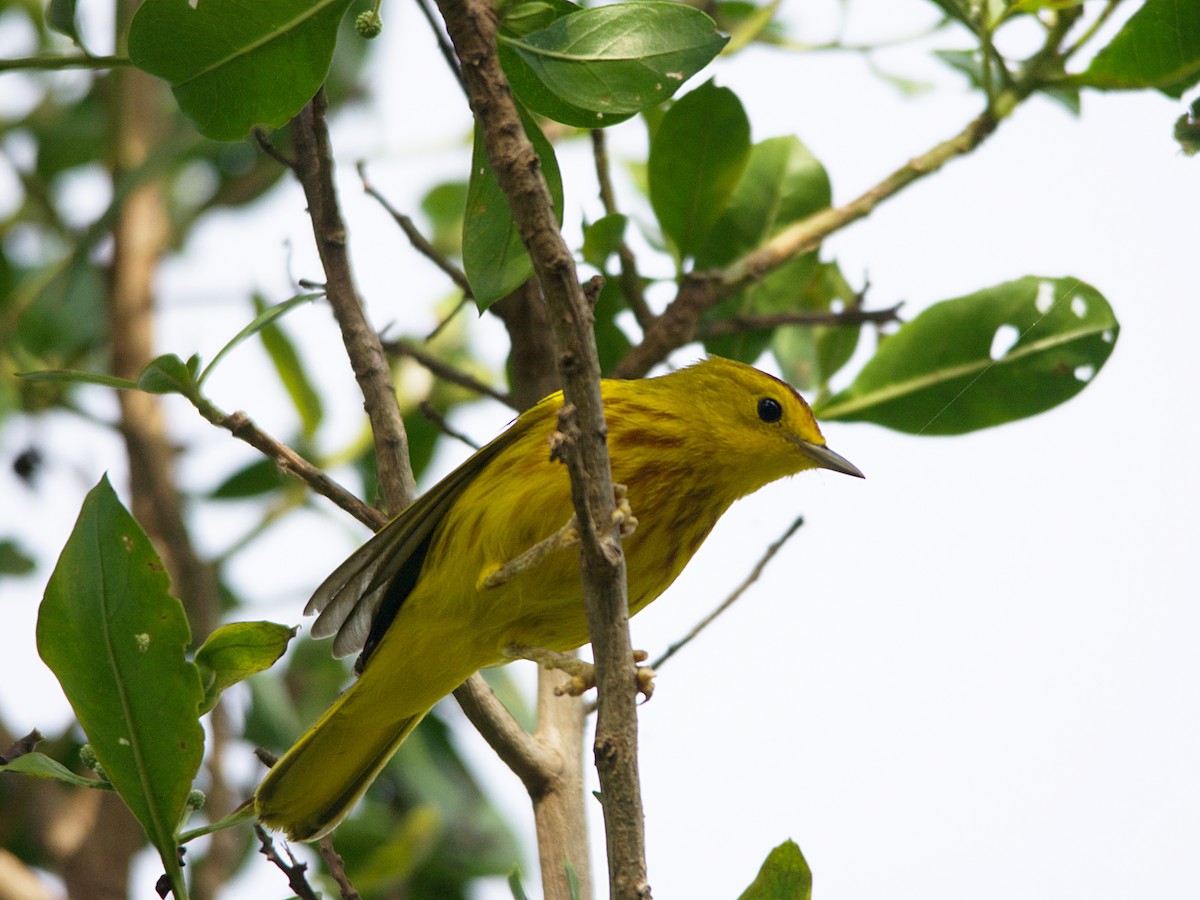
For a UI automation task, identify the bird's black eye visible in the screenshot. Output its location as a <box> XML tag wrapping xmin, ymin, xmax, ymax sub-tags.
<box><xmin>757</xmin><ymin>397</ymin><xmax>783</xmax><ymax>423</ymax></box>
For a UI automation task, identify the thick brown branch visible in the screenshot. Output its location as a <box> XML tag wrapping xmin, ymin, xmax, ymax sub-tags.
<box><xmin>454</xmin><ymin>674</ymin><xmax>563</xmax><ymax>797</ymax></box>
<box><xmin>435</xmin><ymin>0</ymin><xmax>649</xmax><ymax>897</ymax></box>
<box><xmin>290</xmin><ymin>91</ymin><xmax>417</xmax><ymax>512</ymax></box>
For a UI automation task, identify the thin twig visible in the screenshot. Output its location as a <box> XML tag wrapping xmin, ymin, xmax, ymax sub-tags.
<box><xmin>385</xmin><ymin>337</ymin><xmax>517</xmax><ymax>408</ymax></box>
<box><xmin>317</xmin><ymin>837</ymin><xmax>362</xmax><ymax>900</ymax></box>
<box><xmin>419</xmin><ymin>400</ymin><xmax>481</xmax><ymax>450</ymax></box>
<box><xmin>425</xmin><ymin>296</ymin><xmax>472</xmax><ymax>341</ymax></box>
<box><xmin>696</xmin><ymin>302</ymin><xmax>903</xmax><ymax>338</ymax></box>
<box><xmin>414</xmin><ymin>0</ymin><xmax>467</xmax><ymax>94</ymax></box>
<box><xmin>252</xmin><ymin>127</ymin><xmax>298</xmax><ymax>173</ymax></box>
<box><xmin>254</xmin><ymin>826</ymin><xmax>319</xmax><ymax>900</ymax></box>
<box><xmin>1062</xmin><ymin>0</ymin><xmax>1123</xmax><ymax>61</ymax></box>
<box><xmin>652</xmin><ymin>516</ymin><xmax>806</xmax><ymax>670</ymax></box>
<box><xmin>203</xmin><ymin>405</ymin><xmax>385</xmax><ymax>530</ymax></box>
<box><xmin>356</xmin><ymin>160</ymin><xmax>472</xmax><ymax>295</ymax></box>
<box><xmin>590</xmin><ymin>130</ymin><xmax>653</xmax><ymax>331</ymax></box>
<box><xmin>0</xmin><ymin>54</ymin><xmax>128</xmax><ymax>71</ymax></box>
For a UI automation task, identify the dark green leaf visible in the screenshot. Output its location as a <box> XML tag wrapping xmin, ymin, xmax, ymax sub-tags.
<box><xmin>0</xmin><ymin>540</ymin><xmax>36</xmax><ymax>576</ymax></box>
<box><xmin>816</xmin><ymin>277</ymin><xmax>1119</xmax><ymax>434</ymax></box>
<box><xmin>503</xmin><ymin>2</ymin><xmax>727</xmax><ymax>118</ymax></box>
<box><xmin>704</xmin><ymin>254</ymin><xmax>820</xmax><ymax>364</ymax></box>
<box><xmin>463</xmin><ymin>107</ymin><xmax>564</xmax><ymax>311</ymax></box>
<box><xmin>498</xmin><ymin>0</ymin><xmax>578</xmax><ymax>37</ymax></box>
<box><xmin>695</xmin><ymin>135</ymin><xmax>830</xmax><ymax>268</ymax></box>
<box><xmin>253</xmin><ymin>294</ymin><xmax>324</xmax><ymax>438</ymax></box>
<box><xmin>194</xmin><ymin>621</ymin><xmax>295</xmax><ymax>716</ymax></box>
<box><xmin>137</xmin><ymin>353</ymin><xmax>198</xmax><ymax>397</ymax></box>
<box><xmin>1082</xmin><ymin>0</ymin><xmax>1200</xmax><ymax>97</ymax></box>
<box><xmin>594</xmin><ymin>278</ymin><xmax>633</xmax><ymax>373</ymax></box>
<box><xmin>738</xmin><ymin>839</ymin><xmax>812</xmax><ymax>900</ymax></box>
<box><xmin>36</xmin><ymin>476</ymin><xmax>203</xmax><ymax>888</ymax></box>
<box><xmin>0</xmin><ymin>752</ymin><xmax>113</xmax><ymax>790</ymax></box>
<box><xmin>501</xmin><ymin>43</ymin><xmax>635</xmax><ymax>128</ymax></box>
<box><xmin>209</xmin><ymin>458</ymin><xmax>288</xmax><ymax>500</ymax></box>
<box><xmin>582</xmin><ymin>214</ymin><xmax>629</xmax><ymax>270</ymax></box>
<box><xmin>128</xmin><ymin>0</ymin><xmax>355</xmax><ymax>141</ymax></box>
<box><xmin>649</xmin><ymin>81</ymin><xmax>751</xmax><ymax>260</ymax></box>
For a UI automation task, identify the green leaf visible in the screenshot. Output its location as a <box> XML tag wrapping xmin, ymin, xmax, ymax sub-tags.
<box><xmin>649</xmin><ymin>81</ymin><xmax>751</xmax><ymax>260</ymax></box>
<box><xmin>695</xmin><ymin>135</ymin><xmax>831</xmax><ymax>268</ymax></box>
<box><xmin>501</xmin><ymin>43</ymin><xmax>635</xmax><ymax>128</ymax></box>
<box><xmin>463</xmin><ymin>107</ymin><xmax>564</xmax><ymax>311</ymax></box>
<box><xmin>0</xmin><ymin>752</ymin><xmax>113</xmax><ymax>790</ymax></box>
<box><xmin>509</xmin><ymin>867</ymin><xmax>532</xmax><ymax>900</ymax></box>
<box><xmin>253</xmin><ymin>294</ymin><xmax>324</xmax><ymax>438</ymax></box>
<box><xmin>738</xmin><ymin>839</ymin><xmax>812</xmax><ymax>900</ymax></box>
<box><xmin>693</xmin><ymin>136</ymin><xmax>838</xmax><ymax>368</ymax></box>
<box><xmin>46</xmin><ymin>0</ymin><xmax>85</xmax><ymax>47</ymax></box>
<box><xmin>128</xmin><ymin>0</ymin><xmax>355</xmax><ymax>141</ymax></box>
<box><xmin>582</xmin><ymin>214</ymin><xmax>629</xmax><ymax>270</ymax></box>
<box><xmin>194</xmin><ymin>621</ymin><xmax>295</xmax><ymax>716</ymax></box>
<box><xmin>816</xmin><ymin>277</ymin><xmax>1119</xmax><ymax>434</ymax></box>
<box><xmin>137</xmin><ymin>353</ymin><xmax>199</xmax><ymax>398</ymax></box>
<box><xmin>208</xmin><ymin>458</ymin><xmax>288</xmax><ymax>500</ymax></box>
<box><xmin>198</xmin><ymin>291</ymin><xmax>322</xmax><ymax>387</ymax></box>
<box><xmin>771</xmin><ymin>259</ymin><xmax>862</xmax><ymax>393</ymax></box>
<box><xmin>502</xmin><ymin>2</ymin><xmax>727</xmax><ymax>118</ymax></box>
<box><xmin>36</xmin><ymin>476</ymin><xmax>204</xmax><ymax>892</ymax></box>
<box><xmin>1082</xmin><ymin>0</ymin><xmax>1200</xmax><ymax>97</ymax></box>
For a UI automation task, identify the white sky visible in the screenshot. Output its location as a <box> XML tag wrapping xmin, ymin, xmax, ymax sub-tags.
<box><xmin>1</xmin><ymin>1</ymin><xmax>1197</xmax><ymax>898</ymax></box>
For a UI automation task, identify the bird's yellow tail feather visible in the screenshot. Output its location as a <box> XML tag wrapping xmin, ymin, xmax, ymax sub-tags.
<box><xmin>255</xmin><ymin>679</ymin><xmax>429</xmax><ymax>842</ymax></box>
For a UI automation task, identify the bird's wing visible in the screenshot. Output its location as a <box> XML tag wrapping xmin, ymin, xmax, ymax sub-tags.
<box><xmin>306</xmin><ymin>413</ymin><xmax>534</xmax><ymax>659</ymax></box>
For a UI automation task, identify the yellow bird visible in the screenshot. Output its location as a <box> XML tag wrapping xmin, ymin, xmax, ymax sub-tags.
<box><xmin>255</xmin><ymin>357</ymin><xmax>862</xmax><ymax>840</ymax></box>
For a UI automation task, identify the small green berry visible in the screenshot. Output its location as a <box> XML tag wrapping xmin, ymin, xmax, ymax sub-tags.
<box><xmin>185</xmin><ymin>789</ymin><xmax>207</xmax><ymax>812</ymax></box>
<box><xmin>356</xmin><ymin>10</ymin><xmax>383</xmax><ymax>39</ymax></box>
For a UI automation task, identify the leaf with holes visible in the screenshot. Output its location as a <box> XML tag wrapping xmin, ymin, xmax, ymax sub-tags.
<box><xmin>36</xmin><ymin>476</ymin><xmax>203</xmax><ymax>892</ymax></box>
<box><xmin>1082</xmin><ymin>0</ymin><xmax>1200</xmax><ymax>97</ymax></box>
<box><xmin>815</xmin><ymin>277</ymin><xmax>1119</xmax><ymax>435</ymax></box>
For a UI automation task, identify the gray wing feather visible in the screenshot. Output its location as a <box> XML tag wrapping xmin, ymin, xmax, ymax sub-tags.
<box><xmin>303</xmin><ymin>418</ymin><xmax>529</xmax><ymax>659</ymax></box>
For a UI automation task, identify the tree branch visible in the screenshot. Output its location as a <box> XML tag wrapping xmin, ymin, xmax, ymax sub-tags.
<box><xmin>435</xmin><ymin>1</ymin><xmax>649</xmax><ymax>898</ymax></box>
<box><xmin>611</xmin><ymin>36</ymin><xmax>1079</xmax><ymax>380</ymax></box>
<box><xmin>290</xmin><ymin>90</ymin><xmax>417</xmax><ymax>512</ymax></box>
<box><xmin>590</xmin><ymin>129</ymin><xmax>652</xmax><ymax>331</ymax></box>
<box><xmin>384</xmin><ymin>337</ymin><xmax>516</xmax><ymax>408</ymax></box>
<box><xmin>356</xmin><ymin>161</ymin><xmax>473</xmax><ymax>296</ymax></box>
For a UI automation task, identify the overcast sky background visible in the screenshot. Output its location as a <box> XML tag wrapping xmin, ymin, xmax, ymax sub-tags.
<box><xmin>1</xmin><ymin>1</ymin><xmax>1197</xmax><ymax>898</ymax></box>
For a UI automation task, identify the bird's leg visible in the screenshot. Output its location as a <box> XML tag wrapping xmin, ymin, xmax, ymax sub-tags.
<box><xmin>504</xmin><ymin>645</ymin><xmax>656</xmax><ymax>700</ymax></box>
<box><xmin>482</xmin><ymin>484</ymin><xmax>637</xmax><ymax>589</ymax></box>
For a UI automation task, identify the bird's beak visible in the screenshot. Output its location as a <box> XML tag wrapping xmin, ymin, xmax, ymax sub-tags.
<box><xmin>793</xmin><ymin>439</ymin><xmax>865</xmax><ymax>478</ymax></box>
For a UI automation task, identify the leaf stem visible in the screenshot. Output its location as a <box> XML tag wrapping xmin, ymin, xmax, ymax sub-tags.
<box><xmin>0</xmin><ymin>54</ymin><xmax>129</xmax><ymax>71</ymax></box>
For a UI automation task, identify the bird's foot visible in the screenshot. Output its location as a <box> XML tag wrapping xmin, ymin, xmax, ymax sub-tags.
<box><xmin>504</xmin><ymin>645</ymin><xmax>655</xmax><ymax>700</ymax></box>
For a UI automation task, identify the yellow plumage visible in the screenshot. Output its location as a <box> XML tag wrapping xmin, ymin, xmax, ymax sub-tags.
<box><xmin>255</xmin><ymin>357</ymin><xmax>861</xmax><ymax>840</ymax></box>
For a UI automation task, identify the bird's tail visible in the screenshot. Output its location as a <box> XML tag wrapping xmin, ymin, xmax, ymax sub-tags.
<box><xmin>255</xmin><ymin>676</ymin><xmax>428</xmax><ymax>842</ymax></box>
